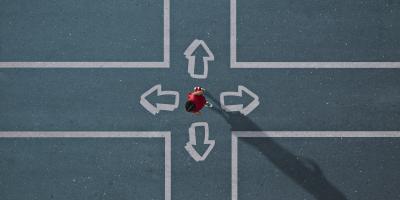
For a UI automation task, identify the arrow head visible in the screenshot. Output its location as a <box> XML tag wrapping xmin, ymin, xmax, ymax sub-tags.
<box><xmin>238</xmin><ymin>85</ymin><xmax>260</xmax><ymax>115</ymax></box>
<box><xmin>185</xmin><ymin>142</ymin><xmax>215</xmax><ymax>162</ymax></box>
<box><xmin>185</xmin><ymin>122</ymin><xmax>215</xmax><ymax>162</ymax></box>
<box><xmin>184</xmin><ymin>39</ymin><xmax>214</xmax><ymax>59</ymax></box>
<box><xmin>140</xmin><ymin>84</ymin><xmax>161</xmax><ymax>115</ymax></box>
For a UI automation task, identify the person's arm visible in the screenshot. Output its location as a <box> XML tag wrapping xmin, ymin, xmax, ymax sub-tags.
<box><xmin>193</xmin><ymin>111</ymin><xmax>201</xmax><ymax>115</ymax></box>
<box><xmin>192</xmin><ymin>90</ymin><xmax>204</xmax><ymax>96</ymax></box>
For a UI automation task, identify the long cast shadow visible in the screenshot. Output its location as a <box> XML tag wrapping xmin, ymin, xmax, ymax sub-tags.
<box><xmin>205</xmin><ymin>92</ymin><xmax>347</xmax><ymax>200</ymax></box>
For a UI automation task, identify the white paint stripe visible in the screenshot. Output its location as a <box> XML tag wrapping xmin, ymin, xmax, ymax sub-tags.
<box><xmin>230</xmin><ymin>0</ymin><xmax>237</xmax><ymax>68</ymax></box>
<box><xmin>230</xmin><ymin>0</ymin><xmax>400</xmax><ymax>69</ymax></box>
<box><xmin>164</xmin><ymin>132</ymin><xmax>172</xmax><ymax>200</ymax></box>
<box><xmin>0</xmin><ymin>0</ymin><xmax>170</xmax><ymax>69</ymax></box>
<box><xmin>231</xmin><ymin>131</ymin><xmax>400</xmax><ymax>200</ymax></box>
<box><xmin>163</xmin><ymin>0</ymin><xmax>170</xmax><ymax>66</ymax></box>
<box><xmin>231</xmin><ymin>62</ymin><xmax>400</xmax><ymax>68</ymax></box>
<box><xmin>232</xmin><ymin>131</ymin><xmax>400</xmax><ymax>137</ymax></box>
<box><xmin>0</xmin><ymin>62</ymin><xmax>169</xmax><ymax>68</ymax></box>
<box><xmin>0</xmin><ymin>131</ymin><xmax>170</xmax><ymax>137</ymax></box>
<box><xmin>0</xmin><ymin>131</ymin><xmax>171</xmax><ymax>200</ymax></box>
<box><xmin>231</xmin><ymin>133</ymin><xmax>238</xmax><ymax>200</ymax></box>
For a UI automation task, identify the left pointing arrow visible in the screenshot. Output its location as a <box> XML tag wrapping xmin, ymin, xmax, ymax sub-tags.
<box><xmin>140</xmin><ymin>84</ymin><xmax>179</xmax><ymax>115</ymax></box>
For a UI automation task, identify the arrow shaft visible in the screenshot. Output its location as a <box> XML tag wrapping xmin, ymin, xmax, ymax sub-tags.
<box><xmin>220</xmin><ymin>90</ymin><xmax>243</xmax><ymax>111</ymax></box>
<box><xmin>157</xmin><ymin>92</ymin><xmax>179</xmax><ymax>111</ymax></box>
<box><xmin>188</xmin><ymin>128</ymin><xmax>197</xmax><ymax>145</ymax></box>
<box><xmin>187</xmin><ymin>56</ymin><xmax>196</xmax><ymax>74</ymax></box>
<box><xmin>188</xmin><ymin>56</ymin><xmax>208</xmax><ymax>79</ymax></box>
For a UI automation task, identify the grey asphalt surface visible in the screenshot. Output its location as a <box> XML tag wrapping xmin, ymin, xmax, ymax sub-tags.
<box><xmin>0</xmin><ymin>138</ymin><xmax>165</xmax><ymax>200</ymax></box>
<box><xmin>237</xmin><ymin>0</ymin><xmax>400</xmax><ymax>61</ymax></box>
<box><xmin>1</xmin><ymin>0</ymin><xmax>400</xmax><ymax>200</ymax></box>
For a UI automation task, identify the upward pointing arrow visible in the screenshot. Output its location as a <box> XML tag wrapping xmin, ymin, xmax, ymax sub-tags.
<box><xmin>184</xmin><ymin>39</ymin><xmax>214</xmax><ymax>79</ymax></box>
<box><xmin>185</xmin><ymin>122</ymin><xmax>215</xmax><ymax>162</ymax></box>
<box><xmin>140</xmin><ymin>84</ymin><xmax>179</xmax><ymax>115</ymax></box>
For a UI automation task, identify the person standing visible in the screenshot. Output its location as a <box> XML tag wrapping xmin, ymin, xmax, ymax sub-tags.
<box><xmin>185</xmin><ymin>86</ymin><xmax>212</xmax><ymax>115</ymax></box>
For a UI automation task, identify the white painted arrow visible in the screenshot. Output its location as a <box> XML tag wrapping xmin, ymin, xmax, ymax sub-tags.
<box><xmin>185</xmin><ymin>122</ymin><xmax>215</xmax><ymax>162</ymax></box>
<box><xmin>220</xmin><ymin>85</ymin><xmax>260</xmax><ymax>116</ymax></box>
<box><xmin>140</xmin><ymin>84</ymin><xmax>179</xmax><ymax>115</ymax></box>
<box><xmin>184</xmin><ymin>39</ymin><xmax>214</xmax><ymax>79</ymax></box>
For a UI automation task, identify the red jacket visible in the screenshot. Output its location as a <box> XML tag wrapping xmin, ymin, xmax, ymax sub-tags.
<box><xmin>187</xmin><ymin>92</ymin><xmax>206</xmax><ymax>112</ymax></box>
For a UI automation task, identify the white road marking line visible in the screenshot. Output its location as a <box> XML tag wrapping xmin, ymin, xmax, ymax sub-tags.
<box><xmin>231</xmin><ymin>132</ymin><xmax>239</xmax><ymax>200</ymax></box>
<box><xmin>164</xmin><ymin>131</ymin><xmax>171</xmax><ymax>200</ymax></box>
<box><xmin>0</xmin><ymin>0</ymin><xmax>170</xmax><ymax>68</ymax></box>
<box><xmin>230</xmin><ymin>0</ymin><xmax>237</xmax><ymax>68</ymax></box>
<box><xmin>163</xmin><ymin>0</ymin><xmax>170</xmax><ymax>68</ymax></box>
<box><xmin>230</xmin><ymin>0</ymin><xmax>400</xmax><ymax>68</ymax></box>
<box><xmin>233</xmin><ymin>131</ymin><xmax>400</xmax><ymax>138</ymax></box>
<box><xmin>0</xmin><ymin>131</ymin><xmax>169</xmax><ymax>137</ymax></box>
<box><xmin>0</xmin><ymin>62</ymin><xmax>170</xmax><ymax>68</ymax></box>
<box><xmin>0</xmin><ymin>131</ymin><xmax>172</xmax><ymax>200</ymax></box>
<box><xmin>231</xmin><ymin>131</ymin><xmax>400</xmax><ymax>200</ymax></box>
<box><xmin>231</xmin><ymin>62</ymin><xmax>400</xmax><ymax>68</ymax></box>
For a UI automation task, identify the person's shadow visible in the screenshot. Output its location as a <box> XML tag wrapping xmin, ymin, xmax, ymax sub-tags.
<box><xmin>205</xmin><ymin>92</ymin><xmax>347</xmax><ymax>200</ymax></box>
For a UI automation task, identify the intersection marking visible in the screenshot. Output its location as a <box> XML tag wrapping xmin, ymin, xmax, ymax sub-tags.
<box><xmin>0</xmin><ymin>131</ymin><xmax>171</xmax><ymax>200</ymax></box>
<box><xmin>230</xmin><ymin>0</ymin><xmax>400</xmax><ymax>68</ymax></box>
<box><xmin>140</xmin><ymin>84</ymin><xmax>180</xmax><ymax>115</ymax></box>
<box><xmin>231</xmin><ymin>131</ymin><xmax>400</xmax><ymax>200</ymax></box>
<box><xmin>185</xmin><ymin>122</ymin><xmax>215</xmax><ymax>161</ymax></box>
<box><xmin>184</xmin><ymin>39</ymin><xmax>215</xmax><ymax>79</ymax></box>
<box><xmin>220</xmin><ymin>85</ymin><xmax>260</xmax><ymax>116</ymax></box>
<box><xmin>0</xmin><ymin>0</ymin><xmax>170</xmax><ymax>68</ymax></box>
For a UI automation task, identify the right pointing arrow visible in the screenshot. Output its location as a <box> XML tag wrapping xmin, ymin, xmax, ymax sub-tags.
<box><xmin>185</xmin><ymin>122</ymin><xmax>215</xmax><ymax>162</ymax></box>
<box><xmin>140</xmin><ymin>84</ymin><xmax>179</xmax><ymax>115</ymax></box>
<box><xmin>220</xmin><ymin>85</ymin><xmax>260</xmax><ymax>116</ymax></box>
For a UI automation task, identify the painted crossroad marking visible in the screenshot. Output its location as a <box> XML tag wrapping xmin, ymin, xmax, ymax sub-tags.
<box><xmin>220</xmin><ymin>85</ymin><xmax>260</xmax><ymax>115</ymax></box>
<box><xmin>184</xmin><ymin>39</ymin><xmax>214</xmax><ymax>79</ymax></box>
<box><xmin>185</xmin><ymin>122</ymin><xmax>215</xmax><ymax>161</ymax></box>
<box><xmin>231</xmin><ymin>131</ymin><xmax>400</xmax><ymax>200</ymax></box>
<box><xmin>0</xmin><ymin>131</ymin><xmax>171</xmax><ymax>200</ymax></box>
<box><xmin>0</xmin><ymin>0</ymin><xmax>170</xmax><ymax>68</ymax></box>
<box><xmin>140</xmin><ymin>84</ymin><xmax>180</xmax><ymax>115</ymax></box>
<box><xmin>230</xmin><ymin>0</ymin><xmax>400</xmax><ymax>69</ymax></box>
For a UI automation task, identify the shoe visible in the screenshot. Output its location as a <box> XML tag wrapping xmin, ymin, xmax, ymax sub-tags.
<box><xmin>205</xmin><ymin>102</ymin><xmax>213</xmax><ymax>107</ymax></box>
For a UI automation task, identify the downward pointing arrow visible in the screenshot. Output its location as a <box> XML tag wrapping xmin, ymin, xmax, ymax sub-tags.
<box><xmin>140</xmin><ymin>84</ymin><xmax>179</xmax><ymax>115</ymax></box>
<box><xmin>220</xmin><ymin>85</ymin><xmax>260</xmax><ymax>116</ymax></box>
<box><xmin>184</xmin><ymin>39</ymin><xmax>214</xmax><ymax>79</ymax></box>
<box><xmin>185</xmin><ymin>122</ymin><xmax>215</xmax><ymax>162</ymax></box>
